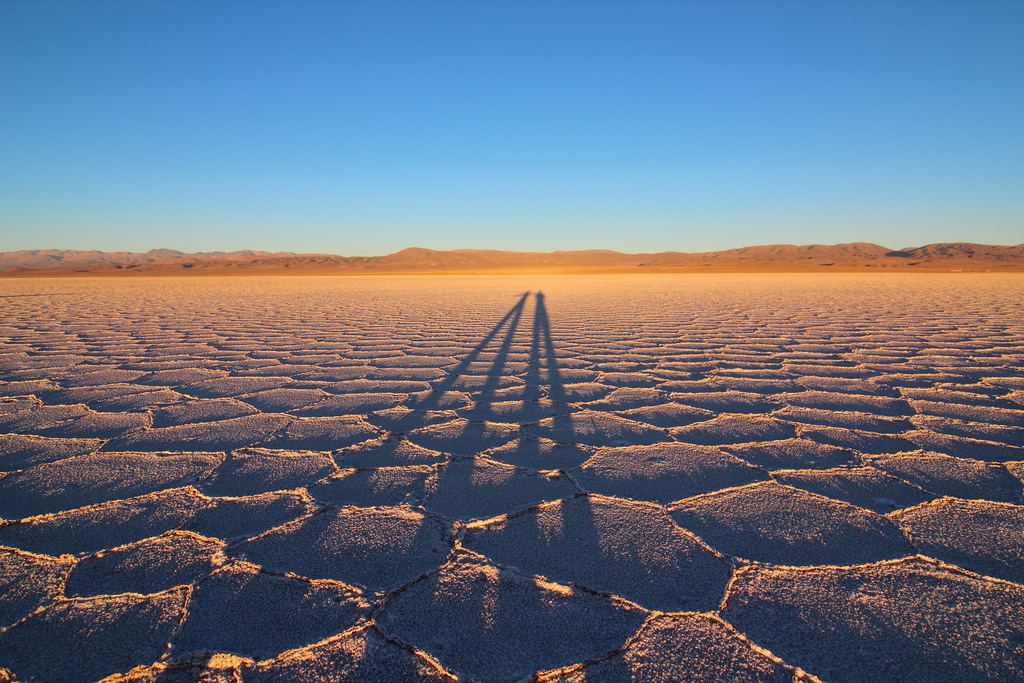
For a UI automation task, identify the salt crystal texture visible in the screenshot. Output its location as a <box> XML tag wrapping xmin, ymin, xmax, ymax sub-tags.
<box><xmin>0</xmin><ymin>273</ymin><xmax>1021</xmax><ymax>682</ymax></box>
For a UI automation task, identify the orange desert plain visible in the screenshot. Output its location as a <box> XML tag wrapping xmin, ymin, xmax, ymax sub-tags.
<box><xmin>1</xmin><ymin>271</ymin><xmax>1023</xmax><ymax>683</ymax></box>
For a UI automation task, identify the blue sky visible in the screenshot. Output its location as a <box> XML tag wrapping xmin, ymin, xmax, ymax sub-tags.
<box><xmin>2</xmin><ymin>0</ymin><xmax>1022</xmax><ymax>255</ymax></box>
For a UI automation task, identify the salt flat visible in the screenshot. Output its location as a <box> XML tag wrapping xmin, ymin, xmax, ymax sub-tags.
<box><xmin>0</xmin><ymin>273</ymin><xmax>1022</xmax><ymax>682</ymax></box>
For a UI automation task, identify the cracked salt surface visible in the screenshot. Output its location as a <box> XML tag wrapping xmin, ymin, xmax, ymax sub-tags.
<box><xmin>0</xmin><ymin>273</ymin><xmax>1022</xmax><ymax>682</ymax></box>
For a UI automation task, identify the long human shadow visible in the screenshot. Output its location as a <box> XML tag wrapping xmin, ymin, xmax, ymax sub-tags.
<box><xmin>412</xmin><ymin>294</ymin><xmax>661</xmax><ymax>621</ymax></box>
<box><xmin>463</xmin><ymin>291</ymin><xmax>568</xmax><ymax>423</ymax></box>
<box><xmin>411</xmin><ymin>291</ymin><xmax>583</xmax><ymax>521</ymax></box>
<box><xmin>406</xmin><ymin>292</ymin><xmax>529</xmax><ymax>413</ymax></box>
<box><xmin>388</xmin><ymin>292</ymin><xmax>530</xmax><ymax>518</ymax></box>
<box><xmin>482</xmin><ymin>292</ymin><xmax>527</xmax><ymax>393</ymax></box>
<box><xmin>391</xmin><ymin>290</ymin><xmax>581</xmax><ymax>473</ymax></box>
<box><xmin>520</xmin><ymin>292</ymin><xmax>562</xmax><ymax>402</ymax></box>
<box><xmin>525</xmin><ymin>295</ymin><xmax>618</xmax><ymax>612</ymax></box>
<box><xmin>498</xmin><ymin>291</ymin><xmax>585</xmax><ymax>471</ymax></box>
<box><xmin>533</xmin><ymin>292</ymin><xmax>565</xmax><ymax>402</ymax></box>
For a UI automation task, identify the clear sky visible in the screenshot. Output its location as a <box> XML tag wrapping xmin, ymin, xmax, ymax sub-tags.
<box><xmin>2</xmin><ymin>0</ymin><xmax>1022</xmax><ymax>255</ymax></box>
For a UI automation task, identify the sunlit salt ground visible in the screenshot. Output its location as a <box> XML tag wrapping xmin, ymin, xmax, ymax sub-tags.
<box><xmin>1</xmin><ymin>274</ymin><xmax>1023</xmax><ymax>683</ymax></box>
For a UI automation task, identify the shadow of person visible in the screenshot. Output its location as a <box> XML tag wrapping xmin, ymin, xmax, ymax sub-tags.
<box><xmin>509</xmin><ymin>291</ymin><xmax>579</xmax><ymax>470</ymax></box>
<box><xmin>405</xmin><ymin>292</ymin><xmax>529</xmax><ymax>413</ymax></box>
<box><xmin>534</xmin><ymin>292</ymin><xmax>565</xmax><ymax>403</ymax></box>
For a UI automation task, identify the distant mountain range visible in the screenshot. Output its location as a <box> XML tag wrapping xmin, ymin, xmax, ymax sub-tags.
<box><xmin>2</xmin><ymin>243</ymin><xmax>1023</xmax><ymax>276</ymax></box>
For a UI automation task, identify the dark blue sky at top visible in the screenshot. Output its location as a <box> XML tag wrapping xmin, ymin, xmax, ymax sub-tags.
<box><xmin>1</xmin><ymin>0</ymin><xmax>1021</xmax><ymax>254</ymax></box>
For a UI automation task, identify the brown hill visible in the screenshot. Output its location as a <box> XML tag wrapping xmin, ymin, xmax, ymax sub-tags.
<box><xmin>887</xmin><ymin>242</ymin><xmax>1024</xmax><ymax>261</ymax></box>
<box><xmin>1</xmin><ymin>242</ymin><xmax>1022</xmax><ymax>276</ymax></box>
<box><xmin>0</xmin><ymin>248</ymin><xmax>301</xmax><ymax>272</ymax></box>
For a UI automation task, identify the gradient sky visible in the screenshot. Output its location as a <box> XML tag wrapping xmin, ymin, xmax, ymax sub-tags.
<box><xmin>2</xmin><ymin>0</ymin><xmax>1022</xmax><ymax>255</ymax></box>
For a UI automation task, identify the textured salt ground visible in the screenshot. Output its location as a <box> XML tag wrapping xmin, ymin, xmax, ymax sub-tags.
<box><xmin>463</xmin><ymin>495</ymin><xmax>730</xmax><ymax>612</ymax></box>
<box><xmin>294</xmin><ymin>391</ymin><xmax>405</xmax><ymax>416</ymax></box>
<box><xmin>572</xmin><ymin>442</ymin><xmax>769</xmax><ymax>504</ymax></box>
<box><xmin>0</xmin><ymin>588</ymin><xmax>189</xmax><ymax>683</ymax></box>
<box><xmin>102</xmin><ymin>414</ymin><xmax>292</xmax><ymax>452</ymax></box>
<box><xmin>778</xmin><ymin>390</ymin><xmax>915</xmax><ymax>415</ymax></box>
<box><xmin>150</xmin><ymin>398</ymin><xmax>258</xmax><ymax>427</ymax></box>
<box><xmin>0</xmin><ymin>487</ymin><xmax>319</xmax><ymax>556</ymax></box>
<box><xmin>0</xmin><ymin>433</ymin><xmax>102</xmax><ymax>471</ymax></box>
<box><xmin>611</xmin><ymin>401</ymin><xmax>713</xmax><ymax>428</ymax></box>
<box><xmin>421</xmin><ymin>457</ymin><xmax>578</xmax><ymax>520</ymax></box>
<box><xmin>865</xmin><ymin>452</ymin><xmax>1024</xmax><ymax>502</ymax></box>
<box><xmin>405</xmin><ymin>419</ymin><xmax>520</xmax><ymax>456</ymax></box>
<box><xmin>364</xmin><ymin>406</ymin><xmax>460</xmax><ymax>433</ymax></box>
<box><xmin>0</xmin><ymin>452</ymin><xmax>222</xmax><ymax>518</ymax></box>
<box><xmin>0</xmin><ymin>274</ymin><xmax>1023</xmax><ymax>682</ymax></box>
<box><xmin>0</xmin><ymin>403</ymin><xmax>90</xmax><ymax>432</ymax></box>
<box><xmin>248</xmin><ymin>624</ymin><xmax>456</xmax><ymax>682</ymax></box>
<box><xmin>536</xmin><ymin>613</ymin><xmax>799</xmax><ymax>682</ymax></box>
<box><xmin>669</xmin><ymin>481</ymin><xmax>914</xmax><ymax>565</ymax></box>
<box><xmin>35</xmin><ymin>383</ymin><xmax>162</xmax><ymax>408</ymax></box>
<box><xmin>64</xmin><ymin>531</ymin><xmax>226</xmax><ymax>597</ymax></box>
<box><xmin>237</xmin><ymin>387</ymin><xmax>332</xmax><ymax>412</ymax></box>
<box><xmin>376</xmin><ymin>555</ymin><xmax>647</xmax><ymax>683</ymax></box>
<box><xmin>199</xmin><ymin>448</ymin><xmax>337</xmax><ymax>497</ymax></box>
<box><xmin>104</xmin><ymin>652</ymin><xmax>253</xmax><ymax>683</ymax></box>
<box><xmin>797</xmin><ymin>424</ymin><xmax>920</xmax><ymax>454</ymax></box>
<box><xmin>524</xmin><ymin>410</ymin><xmax>667</xmax><ymax>447</ymax></box>
<box><xmin>308</xmin><ymin>466</ymin><xmax>432</xmax><ymax>507</ymax></box>
<box><xmin>260</xmin><ymin>416</ymin><xmax>381</xmax><ymax>451</ymax></box>
<box><xmin>722</xmin><ymin>438</ymin><xmax>858</xmax><ymax>469</ymax></box>
<box><xmin>775</xmin><ymin>405</ymin><xmax>915</xmax><ymax>433</ymax></box>
<box><xmin>484</xmin><ymin>437</ymin><xmax>595</xmax><ymax>471</ymax></box>
<box><xmin>671</xmin><ymin>415</ymin><xmax>797</xmax><ymax>446</ymax></box>
<box><xmin>332</xmin><ymin>436</ymin><xmax>445</xmax><ymax>468</ymax></box>
<box><xmin>0</xmin><ymin>547</ymin><xmax>73</xmax><ymax>629</ymax></box>
<box><xmin>232</xmin><ymin>506</ymin><xmax>450</xmax><ymax>592</ymax></box>
<box><xmin>722</xmin><ymin>558</ymin><xmax>1024</xmax><ymax>683</ymax></box>
<box><xmin>171</xmin><ymin>562</ymin><xmax>367</xmax><ymax>661</ymax></box>
<box><xmin>906</xmin><ymin>428</ymin><xmax>1024</xmax><ymax>462</ymax></box>
<box><xmin>773</xmin><ymin>466</ymin><xmax>935</xmax><ymax>512</ymax></box>
<box><xmin>458</xmin><ymin>398</ymin><xmax>577</xmax><ymax>423</ymax></box>
<box><xmin>891</xmin><ymin>497</ymin><xmax>1024</xmax><ymax>584</ymax></box>
<box><xmin>912</xmin><ymin>415</ymin><xmax>1024</xmax><ymax>447</ymax></box>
